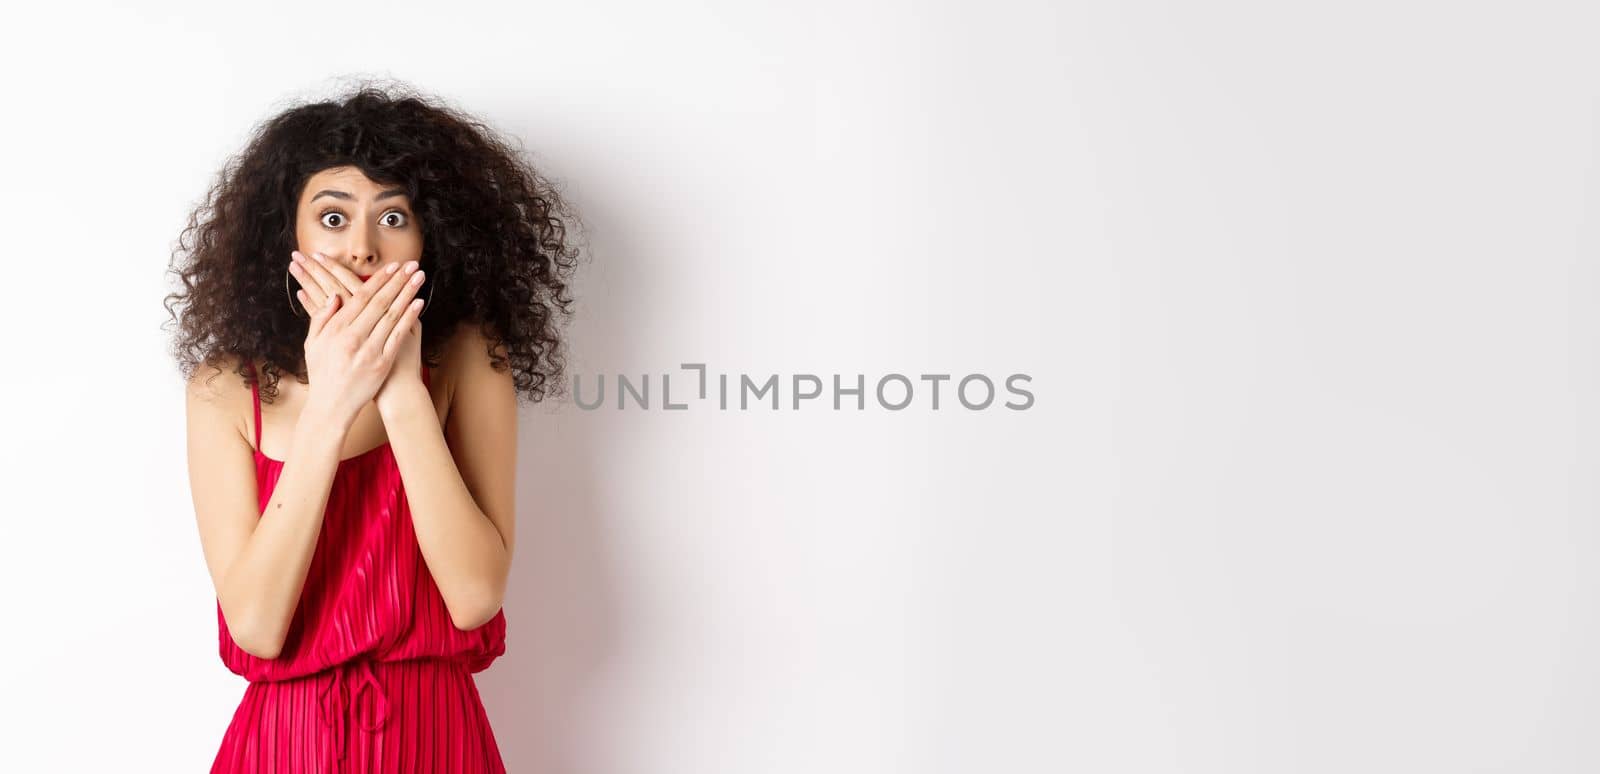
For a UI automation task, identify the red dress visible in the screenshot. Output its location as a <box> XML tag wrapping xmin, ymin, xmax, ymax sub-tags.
<box><xmin>212</xmin><ymin>362</ymin><xmax>509</xmax><ymax>773</ymax></box>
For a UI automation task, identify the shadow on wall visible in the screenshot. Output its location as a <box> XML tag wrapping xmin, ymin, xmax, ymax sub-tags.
<box><xmin>474</xmin><ymin>189</ymin><xmax>640</xmax><ymax>774</ymax></box>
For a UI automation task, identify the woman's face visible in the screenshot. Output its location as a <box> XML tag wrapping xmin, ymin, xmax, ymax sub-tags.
<box><xmin>293</xmin><ymin>166</ymin><xmax>422</xmax><ymax>279</ymax></box>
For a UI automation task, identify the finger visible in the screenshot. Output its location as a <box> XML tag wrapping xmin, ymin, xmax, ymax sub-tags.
<box><xmin>298</xmin><ymin>290</ymin><xmax>328</xmax><ymax>323</ymax></box>
<box><xmin>308</xmin><ymin>252</ymin><xmax>366</xmax><ymax>295</ymax></box>
<box><xmin>290</xmin><ymin>253</ymin><xmax>330</xmax><ymax>309</ymax></box>
<box><xmin>294</xmin><ymin>252</ymin><xmax>349</xmax><ymax>309</ymax></box>
<box><xmin>296</xmin><ymin>289</ymin><xmax>319</xmax><ymax>317</ymax></box>
<box><xmin>356</xmin><ymin>263</ymin><xmax>418</xmax><ymax>334</ymax></box>
<box><xmin>354</xmin><ymin>263</ymin><xmax>422</xmax><ymax>343</ymax></box>
<box><xmin>383</xmin><ymin>295</ymin><xmax>427</xmax><ymax>359</ymax></box>
<box><xmin>360</xmin><ymin>268</ymin><xmax>423</xmax><ymax>360</ymax></box>
<box><xmin>307</xmin><ymin>292</ymin><xmax>341</xmax><ymax>338</ymax></box>
<box><xmin>314</xmin><ymin>258</ymin><xmax>391</xmax><ymax>331</ymax></box>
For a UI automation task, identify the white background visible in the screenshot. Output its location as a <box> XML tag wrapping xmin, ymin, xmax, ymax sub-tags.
<box><xmin>0</xmin><ymin>1</ymin><xmax>1595</xmax><ymax>772</ymax></box>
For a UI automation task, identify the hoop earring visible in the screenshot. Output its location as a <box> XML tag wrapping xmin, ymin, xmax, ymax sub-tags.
<box><xmin>416</xmin><ymin>272</ymin><xmax>436</xmax><ymax>317</ymax></box>
<box><xmin>285</xmin><ymin>266</ymin><xmax>308</xmax><ymax>319</ymax></box>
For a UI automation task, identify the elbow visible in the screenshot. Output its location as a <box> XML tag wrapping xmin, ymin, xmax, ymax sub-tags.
<box><xmin>221</xmin><ymin>604</ymin><xmax>286</xmax><ymax>660</ymax></box>
<box><xmin>229</xmin><ymin>623</ymin><xmax>285</xmax><ymax>660</ymax></box>
<box><xmin>448</xmin><ymin>587</ymin><xmax>505</xmax><ymax>632</ymax></box>
<box><xmin>237</xmin><ymin>636</ymin><xmax>284</xmax><ymax>661</ymax></box>
<box><xmin>450</xmin><ymin>609</ymin><xmax>499</xmax><ymax>632</ymax></box>
<box><xmin>447</xmin><ymin>559</ymin><xmax>509</xmax><ymax>631</ymax></box>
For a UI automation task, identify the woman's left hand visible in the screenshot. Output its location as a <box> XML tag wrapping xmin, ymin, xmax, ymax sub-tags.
<box><xmin>375</xmin><ymin>313</ymin><xmax>425</xmax><ymax>414</ymax></box>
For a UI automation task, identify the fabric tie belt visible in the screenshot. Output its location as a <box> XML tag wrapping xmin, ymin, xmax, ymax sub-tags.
<box><xmin>317</xmin><ymin>658</ymin><xmax>390</xmax><ymax>769</ymax></box>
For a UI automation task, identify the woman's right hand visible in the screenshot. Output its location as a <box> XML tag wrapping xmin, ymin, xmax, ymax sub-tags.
<box><xmin>289</xmin><ymin>252</ymin><xmax>427</xmax><ymax>424</ymax></box>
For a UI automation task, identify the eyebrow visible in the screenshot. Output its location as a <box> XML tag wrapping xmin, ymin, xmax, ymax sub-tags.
<box><xmin>309</xmin><ymin>187</ymin><xmax>408</xmax><ymax>203</ymax></box>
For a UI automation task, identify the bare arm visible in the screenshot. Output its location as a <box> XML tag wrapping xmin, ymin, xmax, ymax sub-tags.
<box><xmin>382</xmin><ymin>326</ymin><xmax>518</xmax><ymax>631</ymax></box>
<box><xmin>191</xmin><ymin>256</ymin><xmax>426</xmax><ymax>657</ymax></box>
<box><xmin>186</xmin><ymin>361</ymin><xmax>353</xmax><ymax>659</ymax></box>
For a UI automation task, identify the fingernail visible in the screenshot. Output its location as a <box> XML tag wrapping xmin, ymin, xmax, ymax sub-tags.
<box><xmin>291</xmin><ymin>251</ymin><xmax>302</xmax><ymax>263</ymax></box>
<box><xmin>404</xmin><ymin>261</ymin><xmax>419</xmax><ymax>273</ymax></box>
<box><xmin>387</xmin><ymin>263</ymin><xmax>400</xmax><ymax>274</ymax></box>
<box><xmin>312</xmin><ymin>252</ymin><xmax>326</xmax><ymax>262</ymax></box>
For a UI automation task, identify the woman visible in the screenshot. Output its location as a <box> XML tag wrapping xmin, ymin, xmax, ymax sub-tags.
<box><xmin>165</xmin><ymin>82</ymin><xmax>581</xmax><ymax>772</ymax></box>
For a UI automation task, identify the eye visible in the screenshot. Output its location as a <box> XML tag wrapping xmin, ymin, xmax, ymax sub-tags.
<box><xmin>380</xmin><ymin>210</ymin><xmax>408</xmax><ymax>228</ymax></box>
<box><xmin>319</xmin><ymin>211</ymin><xmax>346</xmax><ymax>228</ymax></box>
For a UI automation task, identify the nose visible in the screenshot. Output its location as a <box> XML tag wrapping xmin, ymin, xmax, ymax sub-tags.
<box><xmin>345</xmin><ymin>222</ymin><xmax>379</xmax><ymax>273</ymax></box>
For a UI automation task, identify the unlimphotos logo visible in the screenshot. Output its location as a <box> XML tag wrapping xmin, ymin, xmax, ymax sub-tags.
<box><xmin>572</xmin><ymin>364</ymin><xmax>1034</xmax><ymax>411</ymax></box>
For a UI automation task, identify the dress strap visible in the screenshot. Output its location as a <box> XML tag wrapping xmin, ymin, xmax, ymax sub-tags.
<box><xmin>244</xmin><ymin>360</ymin><xmax>262</xmax><ymax>452</ymax></box>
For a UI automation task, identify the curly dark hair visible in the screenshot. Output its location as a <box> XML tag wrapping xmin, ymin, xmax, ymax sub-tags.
<box><xmin>163</xmin><ymin>80</ymin><xmax>583</xmax><ymax>405</ymax></box>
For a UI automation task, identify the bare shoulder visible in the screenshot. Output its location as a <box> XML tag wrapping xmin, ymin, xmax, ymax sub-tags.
<box><xmin>436</xmin><ymin>323</ymin><xmax>515</xmax><ymax>422</ymax></box>
<box><xmin>186</xmin><ymin>353</ymin><xmax>245</xmax><ymax>397</ymax></box>
<box><xmin>185</xmin><ymin>354</ymin><xmax>251</xmax><ymax>409</ymax></box>
<box><xmin>437</xmin><ymin>324</ymin><xmax>509</xmax><ymax>389</ymax></box>
<box><xmin>184</xmin><ymin>353</ymin><xmax>253</xmax><ymax>450</ymax></box>
<box><xmin>441</xmin><ymin>323</ymin><xmax>507</xmax><ymax>368</ymax></box>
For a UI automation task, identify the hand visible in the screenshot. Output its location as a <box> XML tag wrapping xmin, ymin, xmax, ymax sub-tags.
<box><xmin>375</xmin><ymin>309</ymin><xmax>425</xmax><ymax>415</ymax></box>
<box><xmin>289</xmin><ymin>251</ymin><xmax>427</xmax><ymax>424</ymax></box>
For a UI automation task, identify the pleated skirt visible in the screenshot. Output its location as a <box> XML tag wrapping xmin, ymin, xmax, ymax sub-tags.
<box><xmin>210</xmin><ymin>658</ymin><xmax>505</xmax><ymax>773</ymax></box>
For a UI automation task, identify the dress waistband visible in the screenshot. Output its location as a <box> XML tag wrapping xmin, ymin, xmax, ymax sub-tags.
<box><xmin>318</xmin><ymin>658</ymin><xmax>389</xmax><ymax>769</ymax></box>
